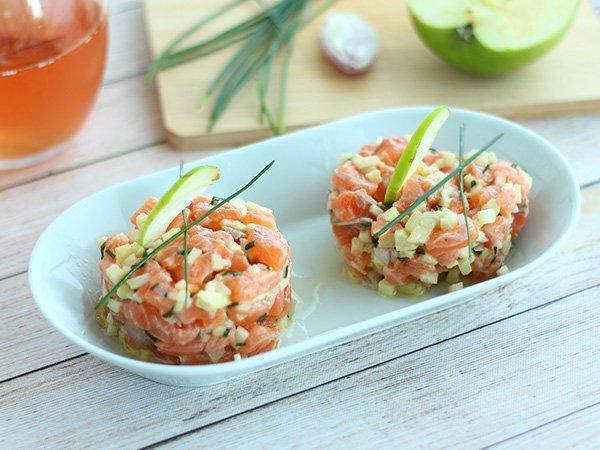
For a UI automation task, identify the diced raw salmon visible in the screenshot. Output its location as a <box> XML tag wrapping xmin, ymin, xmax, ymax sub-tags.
<box><xmin>98</xmin><ymin>193</ymin><xmax>291</xmax><ymax>365</ymax></box>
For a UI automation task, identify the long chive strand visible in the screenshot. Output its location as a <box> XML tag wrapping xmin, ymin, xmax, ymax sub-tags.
<box><xmin>198</xmin><ymin>25</ymin><xmax>267</xmax><ymax>109</ymax></box>
<box><xmin>275</xmin><ymin>1</ymin><xmax>309</xmax><ymax>133</ymax></box>
<box><xmin>179</xmin><ymin>161</ymin><xmax>190</xmax><ymax>308</ymax></box>
<box><xmin>258</xmin><ymin>57</ymin><xmax>278</xmax><ymax>130</ymax></box>
<box><xmin>145</xmin><ymin>0</ymin><xmax>244</xmax><ymax>81</ymax></box>
<box><xmin>147</xmin><ymin>0</ymin><xmax>339</xmax><ymax>133</ymax></box>
<box><xmin>207</xmin><ymin>0</ymin><xmax>294</xmax><ymax>99</ymax></box>
<box><xmin>162</xmin><ymin>31</ymin><xmax>253</xmax><ymax>71</ymax></box>
<box><xmin>165</xmin><ymin>11</ymin><xmax>268</xmax><ymax>69</ymax></box>
<box><xmin>95</xmin><ymin>160</ymin><xmax>276</xmax><ymax>310</ymax></box>
<box><xmin>208</xmin><ymin>4</ymin><xmax>297</xmax><ymax>130</ymax></box>
<box><xmin>458</xmin><ymin>124</ymin><xmax>472</xmax><ymax>258</ymax></box>
<box><xmin>373</xmin><ymin>133</ymin><xmax>504</xmax><ymax>239</ymax></box>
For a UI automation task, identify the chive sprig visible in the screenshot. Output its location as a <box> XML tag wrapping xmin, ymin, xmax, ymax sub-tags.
<box><xmin>179</xmin><ymin>161</ymin><xmax>190</xmax><ymax>308</ymax></box>
<box><xmin>95</xmin><ymin>160</ymin><xmax>275</xmax><ymax>310</ymax></box>
<box><xmin>458</xmin><ymin>124</ymin><xmax>473</xmax><ymax>258</ymax></box>
<box><xmin>146</xmin><ymin>0</ymin><xmax>337</xmax><ymax>135</ymax></box>
<box><xmin>372</xmin><ymin>133</ymin><xmax>504</xmax><ymax>240</ymax></box>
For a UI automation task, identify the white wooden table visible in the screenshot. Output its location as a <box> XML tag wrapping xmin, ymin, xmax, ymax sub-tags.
<box><xmin>2</xmin><ymin>1</ymin><xmax>600</xmax><ymax>448</ymax></box>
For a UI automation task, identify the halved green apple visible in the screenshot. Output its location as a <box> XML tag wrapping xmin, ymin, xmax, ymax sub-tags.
<box><xmin>407</xmin><ymin>0</ymin><xmax>580</xmax><ymax>76</ymax></box>
<box><xmin>384</xmin><ymin>105</ymin><xmax>450</xmax><ymax>204</ymax></box>
<box><xmin>138</xmin><ymin>165</ymin><xmax>220</xmax><ymax>247</ymax></box>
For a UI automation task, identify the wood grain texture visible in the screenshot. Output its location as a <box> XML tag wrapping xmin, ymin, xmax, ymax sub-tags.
<box><xmin>1</xmin><ymin>184</ymin><xmax>598</xmax><ymax>448</ymax></box>
<box><xmin>0</xmin><ymin>274</ymin><xmax>81</xmax><ymax>382</ymax></box>
<box><xmin>144</xmin><ymin>0</ymin><xmax>600</xmax><ymax>148</ymax></box>
<box><xmin>493</xmin><ymin>403</ymin><xmax>600</xmax><ymax>449</ymax></box>
<box><xmin>1</xmin><ymin>114</ymin><xmax>599</xmax><ymax>279</ymax></box>
<box><xmin>103</xmin><ymin>7</ymin><xmax>152</xmax><ymax>84</ymax></box>
<box><xmin>2</xmin><ymin>1</ymin><xmax>599</xmax><ymax>190</ymax></box>
<box><xmin>2</xmin><ymin>183</ymin><xmax>599</xmax><ymax>382</ymax></box>
<box><xmin>161</xmin><ymin>285</ymin><xmax>600</xmax><ymax>449</ymax></box>
<box><xmin>1</xmin><ymin>1</ymin><xmax>599</xmax><ymax>448</ymax></box>
<box><xmin>2</xmin><ymin>281</ymin><xmax>599</xmax><ymax>449</ymax></box>
<box><xmin>0</xmin><ymin>143</ymin><xmax>231</xmax><ymax>279</ymax></box>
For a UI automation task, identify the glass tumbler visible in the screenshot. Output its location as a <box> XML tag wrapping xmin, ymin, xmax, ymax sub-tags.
<box><xmin>0</xmin><ymin>0</ymin><xmax>108</xmax><ymax>169</ymax></box>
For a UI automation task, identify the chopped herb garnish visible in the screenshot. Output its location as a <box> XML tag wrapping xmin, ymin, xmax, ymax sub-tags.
<box><xmin>223</xmin><ymin>271</ymin><xmax>242</xmax><ymax>277</ymax></box>
<box><xmin>145</xmin><ymin>331</ymin><xmax>157</xmax><ymax>341</ymax></box>
<box><xmin>372</xmin><ymin>133</ymin><xmax>504</xmax><ymax>240</ymax></box>
<box><xmin>458</xmin><ymin>124</ymin><xmax>472</xmax><ymax>259</ymax></box>
<box><xmin>223</xmin><ymin>327</ymin><xmax>231</xmax><ymax>337</ymax></box>
<box><xmin>143</xmin><ymin>249</ymin><xmax>150</xmax><ymax>258</ymax></box>
<box><xmin>235</xmin><ymin>342</ymin><xmax>246</xmax><ymax>347</ymax></box>
<box><xmin>430</xmin><ymin>147</ymin><xmax>438</xmax><ymax>154</ymax></box>
<box><xmin>511</xmin><ymin>162</ymin><xmax>518</xmax><ymax>168</ymax></box>
<box><xmin>94</xmin><ymin>160</ymin><xmax>275</xmax><ymax>310</ymax></box>
<box><xmin>163</xmin><ymin>292</ymin><xmax>169</xmax><ymax>298</ymax></box>
<box><xmin>105</xmin><ymin>249</ymin><xmax>116</xmax><ymax>259</ymax></box>
<box><xmin>100</xmin><ymin>241</ymin><xmax>106</xmax><ymax>258</ymax></box>
<box><xmin>145</xmin><ymin>0</ymin><xmax>331</xmax><ymax>135</ymax></box>
<box><xmin>470</xmin><ymin>180</ymin><xmax>477</xmax><ymax>188</ymax></box>
<box><xmin>227</xmin><ymin>302</ymin><xmax>240</xmax><ymax>308</ymax></box>
<box><xmin>360</xmin><ymin>219</ymin><xmax>371</xmax><ymax>228</ymax></box>
<box><xmin>177</xmin><ymin>248</ymin><xmax>190</xmax><ymax>255</ymax></box>
<box><xmin>162</xmin><ymin>305</ymin><xmax>176</xmax><ymax>318</ymax></box>
<box><xmin>180</xmin><ymin>161</ymin><xmax>190</xmax><ymax>309</ymax></box>
<box><xmin>210</xmin><ymin>196</ymin><xmax>224</xmax><ymax>205</ymax></box>
<box><xmin>483</xmin><ymin>163</ymin><xmax>491</xmax><ymax>173</ymax></box>
<box><xmin>283</xmin><ymin>265</ymin><xmax>289</xmax><ymax>278</ymax></box>
<box><xmin>415</xmin><ymin>247</ymin><xmax>425</xmax><ymax>255</ymax></box>
<box><xmin>491</xmin><ymin>246</ymin><xmax>498</xmax><ymax>263</ymax></box>
<box><xmin>258</xmin><ymin>312</ymin><xmax>267</xmax><ymax>322</ymax></box>
<box><xmin>473</xmin><ymin>249</ymin><xmax>483</xmax><ymax>255</ymax></box>
<box><xmin>245</xmin><ymin>240</ymin><xmax>256</xmax><ymax>250</ymax></box>
<box><xmin>150</xmin><ymin>283</ymin><xmax>159</xmax><ymax>290</ymax></box>
<box><xmin>398</xmin><ymin>256</ymin><xmax>408</xmax><ymax>262</ymax></box>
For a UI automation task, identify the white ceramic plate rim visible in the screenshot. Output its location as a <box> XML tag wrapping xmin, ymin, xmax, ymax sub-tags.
<box><xmin>29</xmin><ymin>106</ymin><xmax>581</xmax><ymax>383</ymax></box>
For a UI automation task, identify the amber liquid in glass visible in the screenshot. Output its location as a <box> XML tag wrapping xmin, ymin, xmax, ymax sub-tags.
<box><xmin>0</xmin><ymin>1</ymin><xmax>107</xmax><ymax>165</ymax></box>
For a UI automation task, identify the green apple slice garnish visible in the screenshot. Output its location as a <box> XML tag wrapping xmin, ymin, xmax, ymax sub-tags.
<box><xmin>407</xmin><ymin>0</ymin><xmax>579</xmax><ymax>76</ymax></box>
<box><xmin>138</xmin><ymin>165</ymin><xmax>220</xmax><ymax>246</ymax></box>
<box><xmin>384</xmin><ymin>105</ymin><xmax>450</xmax><ymax>204</ymax></box>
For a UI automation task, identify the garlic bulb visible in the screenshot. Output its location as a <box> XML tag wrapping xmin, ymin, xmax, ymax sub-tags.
<box><xmin>320</xmin><ymin>13</ymin><xmax>379</xmax><ymax>75</ymax></box>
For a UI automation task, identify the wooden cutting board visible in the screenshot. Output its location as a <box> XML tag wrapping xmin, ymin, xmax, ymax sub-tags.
<box><xmin>144</xmin><ymin>0</ymin><xmax>600</xmax><ymax>149</ymax></box>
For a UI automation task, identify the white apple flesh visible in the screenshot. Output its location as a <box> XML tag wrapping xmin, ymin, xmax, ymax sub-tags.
<box><xmin>408</xmin><ymin>0</ymin><xmax>580</xmax><ymax>76</ymax></box>
<box><xmin>384</xmin><ymin>105</ymin><xmax>450</xmax><ymax>204</ymax></box>
<box><xmin>138</xmin><ymin>165</ymin><xmax>220</xmax><ymax>247</ymax></box>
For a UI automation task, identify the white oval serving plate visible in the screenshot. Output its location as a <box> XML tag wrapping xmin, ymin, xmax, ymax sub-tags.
<box><xmin>29</xmin><ymin>107</ymin><xmax>580</xmax><ymax>386</ymax></box>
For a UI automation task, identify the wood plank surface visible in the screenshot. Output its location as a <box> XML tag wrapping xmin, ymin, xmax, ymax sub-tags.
<box><xmin>1</xmin><ymin>1</ymin><xmax>600</xmax><ymax>448</ymax></box>
<box><xmin>160</xmin><ymin>286</ymin><xmax>600</xmax><ymax>449</ymax></box>
<box><xmin>145</xmin><ymin>0</ymin><xmax>600</xmax><ymax>148</ymax></box>
<box><xmin>3</xmin><ymin>183</ymin><xmax>599</xmax><ymax>382</ymax></box>
<box><xmin>2</xmin><ymin>276</ymin><xmax>599</xmax><ymax>448</ymax></box>
<box><xmin>0</xmin><ymin>114</ymin><xmax>599</xmax><ymax>279</ymax></box>
<box><xmin>0</xmin><ymin>143</ymin><xmax>230</xmax><ymax>280</ymax></box>
<box><xmin>493</xmin><ymin>403</ymin><xmax>600</xmax><ymax>449</ymax></box>
<box><xmin>1</xmin><ymin>183</ymin><xmax>598</xmax><ymax>446</ymax></box>
<box><xmin>104</xmin><ymin>7</ymin><xmax>153</xmax><ymax>85</ymax></box>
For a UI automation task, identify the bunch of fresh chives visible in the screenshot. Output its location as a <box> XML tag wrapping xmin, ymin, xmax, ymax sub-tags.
<box><xmin>146</xmin><ymin>0</ymin><xmax>338</xmax><ymax>134</ymax></box>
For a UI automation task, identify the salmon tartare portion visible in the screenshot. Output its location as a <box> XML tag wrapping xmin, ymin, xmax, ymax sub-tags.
<box><xmin>97</xmin><ymin>194</ymin><xmax>291</xmax><ymax>364</ymax></box>
<box><xmin>328</xmin><ymin>136</ymin><xmax>532</xmax><ymax>296</ymax></box>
